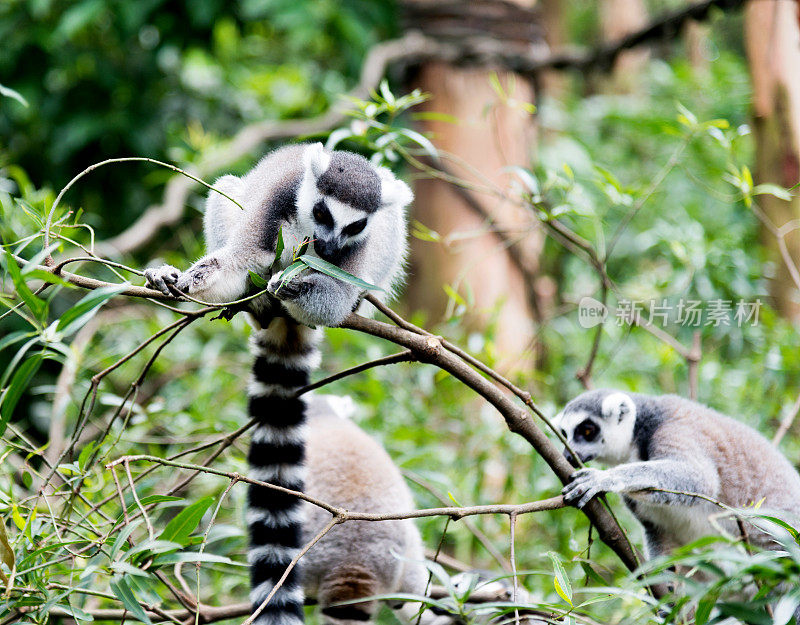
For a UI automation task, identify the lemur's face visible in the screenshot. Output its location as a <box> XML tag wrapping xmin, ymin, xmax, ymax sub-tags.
<box><xmin>309</xmin><ymin>197</ymin><xmax>372</xmax><ymax>264</ymax></box>
<box><xmin>553</xmin><ymin>391</ymin><xmax>637</xmax><ymax>467</ymax></box>
<box><xmin>296</xmin><ymin>143</ymin><xmax>382</xmax><ymax>265</ymax></box>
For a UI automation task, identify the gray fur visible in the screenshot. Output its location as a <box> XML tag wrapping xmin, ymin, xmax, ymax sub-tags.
<box><xmin>553</xmin><ymin>390</ymin><xmax>800</xmax><ymax>559</ymax></box>
<box><xmin>302</xmin><ymin>395</ymin><xmax>429</xmax><ymax>625</ymax></box>
<box><xmin>144</xmin><ymin>142</ymin><xmax>412</xmax><ymax>327</ymax></box>
<box><xmin>316</xmin><ymin>152</ymin><xmax>382</xmax><ymax>213</ymax></box>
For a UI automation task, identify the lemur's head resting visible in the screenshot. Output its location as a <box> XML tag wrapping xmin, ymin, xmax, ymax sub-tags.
<box><xmin>296</xmin><ymin>143</ymin><xmax>413</xmax><ymax>264</ymax></box>
<box><xmin>553</xmin><ymin>389</ymin><xmax>637</xmax><ymax>467</ymax></box>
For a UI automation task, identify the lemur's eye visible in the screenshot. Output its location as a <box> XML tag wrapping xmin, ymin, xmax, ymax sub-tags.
<box><xmin>312</xmin><ymin>201</ymin><xmax>333</xmax><ymax>227</ymax></box>
<box><xmin>342</xmin><ymin>218</ymin><xmax>367</xmax><ymax>237</ymax></box>
<box><xmin>575</xmin><ymin>420</ymin><xmax>599</xmax><ymax>442</ymax></box>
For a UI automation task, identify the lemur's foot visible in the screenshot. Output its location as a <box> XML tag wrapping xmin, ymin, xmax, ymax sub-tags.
<box><xmin>144</xmin><ymin>264</ymin><xmax>181</xmax><ymax>296</ymax></box>
<box><xmin>267</xmin><ymin>273</ymin><xmax>309</xmax><ymax>301</ymax></box>
<box><xmin>562</xmin><ymin>467</ymin><xmax>612</xmax><ymax>509</ymax></box>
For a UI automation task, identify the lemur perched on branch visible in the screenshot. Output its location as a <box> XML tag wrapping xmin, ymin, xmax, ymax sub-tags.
<box><xmin>554</xmin><ymin>389</ymin><xmax>800</xmax><ymax>557</ymax></box>
<box><xmin>146</xmin><ymin>143</ymin><xmax>412</xmax><ymax>625</ymax></box>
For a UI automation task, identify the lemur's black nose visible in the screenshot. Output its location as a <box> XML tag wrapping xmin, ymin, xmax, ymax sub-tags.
<box><xmin>313</xmin><ymin>238</ymin><xmax>341</xmax><ymax>264</ymax></box>
<box><xmin>563</xmin><ymin>448</ymin><xmax>581</xmax><ymax>468</ymax></box>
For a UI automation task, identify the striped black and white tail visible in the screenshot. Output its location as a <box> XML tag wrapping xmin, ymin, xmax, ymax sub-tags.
<box><xmin>247</xmin><ymin>318</ymin><xmax>321</xmax><ymax>625</ymax></box>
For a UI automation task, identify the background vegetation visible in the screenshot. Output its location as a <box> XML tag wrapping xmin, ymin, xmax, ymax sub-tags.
<box><xmin>1</xmin><ymin>1</ymin><xmax>799</xmax><ymax>624</ymax></box>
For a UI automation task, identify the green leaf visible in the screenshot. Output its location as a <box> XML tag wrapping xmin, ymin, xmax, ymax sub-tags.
<box><xmin>249</xmin><ymin>271</ymin><xmax>268</xmax><ymax>288</ymax></box>
<box><xmin>22</xmin><ymin>269</ymin><xmax>71</xmax><ymax>288</ymax></box>
<box><xmin>110</xmin><ymin>576</ymin><xmax>152</xmax><ymax>625</ymax></box>
<box><xmin>3</xmin><ymin>250</ymin><xmax>46</xmax><ymax>322</ymax></box>
<box><xmin>77</xmin><ymin>441</ymin><xmax>97</xmax><ymax>472</ymax></box>
<box><xmin>56</xmin><ymin>284</ymin><xmax>128</xmax><ymax>336</ymax></box>
<box><xmin>150</xmin><ymin>551</ymin><xmax>238</xmax><ymax>566</ymax></box>
<box><xmin>397</xmin><ymin>128</ymin><xmax>438</xmax><ymax>160</ymax></box>
<box><xmin>297</xmin><ymin>255</ymin><xmax>382</xmax><ymax>291</ymax></box>
<box><xmin>0</xmin><ymin>83</ymin><xmax>28</xmax><ymax>107</ymax></box>
<box><xmin>272</xmin><ymin>226</ymin><xmax>285</xmax><ymax>268</ymax></box>
<box><xmin>110</xmin><ymin>522</ymin><xmax>141</xmax><ymax>560</ymax></box>
<box><xmin>158</xmin><ymin>496</ymin><xmax>214</xmax><ymax>546</ymax></box>
<box><xmin>547</xmin><ymin>552</ymin><xmax>572</xmax><ymax>606</ymax></box>
<box><xmin>0</xmin><ymin>354</ymin><xmax>43</xmax><ymax>437</ymax></box>
<box><xmin>275</xmin><ymin>261</ymin><xmax>307</xmax><ymax>292</ymax></box>
<box><xmin>0</xmin><ymin>519</ymin><xmax>14</xmax><ymax>582</ymax></box>
<box><xmin>296</xmin><ymin>238</ymin><xmax>310</xmax><ymax>257</ymax></box>
<box><xmin>754</xmin><ymin>183</ymin><xmax>792</xmax><ymax>202</ymax></box>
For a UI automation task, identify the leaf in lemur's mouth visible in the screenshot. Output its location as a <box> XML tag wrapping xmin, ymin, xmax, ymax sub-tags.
<box><xmin>297</xmin><ymin>255</ymin><xmax>382</xmax><ymax>291</ymax></box>
<box><xmin>275</xmin><ymin>261</ymin><xmax>307</xmax><ymax>292</ymax></box>
<box><xmin>248</xmin><ymin>271</ymin><xmax>268</xmax><ymax>288</ymax></box>
<box><xmin>271</xmin><ymin>226</ymin><xmax>285</xmax><ymax>270</ymax></box>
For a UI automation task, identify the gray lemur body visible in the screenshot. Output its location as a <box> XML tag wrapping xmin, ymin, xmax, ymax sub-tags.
<box><xmin>302</xmin><ymin>395</ymin><xmax>429</xmax><ymax>625</ymax></box>
<box><xmin>145</xmin><ymin>142</ymin><xmax>411</xmax><ymax>327</ymax></box>
<box><xmin>146</xmin><ymin>144</ymin><xmax>412</xmax><ymax>625</ymax></box>
<box><xmin>553</xmin><ymin>390</ymin><xmax>800</xmax><ymax>559</ymax></box>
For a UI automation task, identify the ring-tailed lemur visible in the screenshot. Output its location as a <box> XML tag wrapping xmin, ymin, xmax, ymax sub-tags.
<box><xmin>302</xmin><ymin>395</ymin><xmax>429</xmax><ymax>625</ymax></box>
<box><xmin>553</xmin><ymin>390</ymin><xmax>800</xmax><ymax>559</ymax></box>
<box><xmin>145</xmin><ymin>144</ymin><xmax>412</xmax><ymax>625</ymax></box>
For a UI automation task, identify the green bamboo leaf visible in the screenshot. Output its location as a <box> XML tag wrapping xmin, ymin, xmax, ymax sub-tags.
<box><xmin>272</xmin><ymin>226</ymin><xmax>285</xmax><ymax>268</ymax></box>
<box><xmin>3</xmin><ymin>250</ymin><xmax>46</xmax><ymax>322</ymax></box>
<box><xmin>56</xmin><ymin>284</ymin><xmax>128</xmax><ymax>336</ymax></box>
<box><xmin>151</xmin><ymin>552</ymin><xmax>238</xmax><ymax>566</ymax></box>
<box><xmin>110</xmin><ymin>576</ymin><xmax>152</xmax><ymax>625</ymax></box>
<box><xmin>158</xmin><ymin>496</ymin><xmax>214</xmax><ymax>546</ymax></box>
<box><xmin>296</xmin><ymin>238</ymin><xmax>310</xmax><ymax>257</ymax></box>
<box><xmin>249</xmin><ymin>271</ymin><xmax>268</xmax><ymax>288</ymax></box>
<box><xmin>547</xmin><ymin>552</ymin><xmax>572</xmax><ymax>606</ymax></box>
<box><xmin>275</xmin><ymin>261</ymin><xmax>307</xmax><ymax>292</ymax></box>
<box><xmin>0</xmin><ymin>354</ymin><xmax>43</xmax><ymax>437</ymax></box>
<box><xmin>0</xmin><ymin>83</ymin><xmax>28</xmax><ymax>107</ymax></box>
<box><xmin>297</xmin><ymin>255</ymin><xmax>382</xmax><ymax>291</ymax></box>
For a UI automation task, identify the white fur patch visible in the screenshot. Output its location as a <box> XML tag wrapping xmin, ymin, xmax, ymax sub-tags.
<box><xmin>250</xmin><ymin>464</ymin><xmax>307</xmax><ymax>485</ymax></box>
<box><xmin>251</xmin><ymin>424</ymin><xmax>308</xmax><ymax>446</ymax></box>
<box><xmin>250</xmin><ymin>580</ymin><xmax>304</xmax><ymax>607</ymax></box>
<box><xmin>248</xmin><ymin>380</ymin><xmax>300</xmax><ymax>397</ymax></box>
<box><xmin>248</xmin><ymin>544</ymin><xmax>298</xmax><ymax>565</ymax></box>
<box><xmin>246</xmin><ymin>505</ymin><xmax>306</xmax><ymax>528</ymax></box>
<box><xmin>602</xmin><ymin>392</ymin><xmax>636</xmax><ymax>423</ymax></box>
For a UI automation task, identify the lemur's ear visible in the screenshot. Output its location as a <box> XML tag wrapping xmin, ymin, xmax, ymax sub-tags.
<box><xmin>377</xmin><ymin>167</ymin><xmax>413</xmax><ymax>209</ymax></box>
<box><xmin>305</xmin><ymin>142</ymin><xmax>331</xmax><ymax>179</ymax></box>
<box><xmin>602</xmin><ymin>392</ymin><xmax>635</xmax><ymax>423</ymax></box>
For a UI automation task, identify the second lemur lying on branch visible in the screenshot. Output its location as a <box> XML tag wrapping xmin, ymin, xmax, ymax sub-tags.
<box><xmin>553</xmin><ymin>389</ymin><xmax>800</xmax><ymax>558</ymax></box>
<box><xmin>146</xmin><ymin>143</ymin><xmax>413</xmax><ymax>625</ymax></box>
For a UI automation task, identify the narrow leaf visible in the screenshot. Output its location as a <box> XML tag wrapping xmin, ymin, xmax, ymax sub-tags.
<box><xmin>0</xmin><ymin>519</ymin><xmax>14</xmax><ymax>576</ymax></box>
<box><xmin>0</xmin><ymin>83</ymin><xmax>28</xmax><ymax>107</ymax></box>
<box><xmin>275</xmin><ymin>261</ymin><xmax>307</xmax><ymax>292</ymax></box>
<box><xmin>3</xmin><ymin>250</ymin><xmax>46</xmax><ymax>321</ymax></box>
<box><xmin>298</xmin><ymin>255</ymin><xmax>382</xmax><ymax>291</ymax></box>
<box><xmin>547</xmin><ymin>552</ymin><xmax>572</xmax><ymax>606</ymax></box>
<box><xmin>158</xmin><ymin>496</ymin><xmax>214</xmax><ymax>546</ymax></box>
<box><xmin>110</xmin><ymin>577</ymin><xmax>152</xmax><ymax>625</ymax></box>
<box><xmin>249</xmin><ymin>271</ymin><xmax>268</xmax><ymax>288</ymax></box>
<box><xmin>56</xmin><ymin>284</ymin><xmax>128</xmax><ymax>336</ymax></box>
<box><xmin>272</xmin><ymin>227</ymin><xmax>285</xmax><ymax>268</ymax></box>
<box><xmin>0</xmin><ymin>354</ymin><xmax>43</xmax><ymax>437</ymax></box>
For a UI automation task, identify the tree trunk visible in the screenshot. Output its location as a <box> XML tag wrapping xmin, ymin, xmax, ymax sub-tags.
<box><xmin>405</xmin><ymin>60</ymin><xmax>542</xmax><ymax>371</ymax></box>
<box><xmin>745</xmin><ymin>0</ymin><xmax>800</xmax><ymax>321</ymax></box>
<box><xmin>600</xmin><ymin>0</ymin><xmax>649</xmax><ymax>91</ymax></box>
<box><xmin>401</xmin><ymin>1</ymin><xmax>545</xmax><ymax>370</ymax></box>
